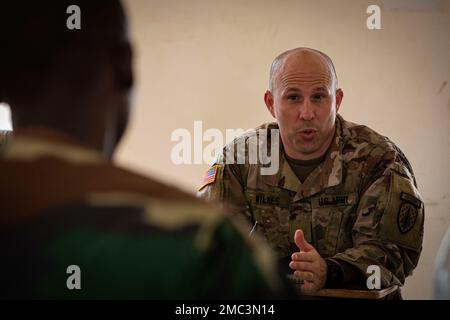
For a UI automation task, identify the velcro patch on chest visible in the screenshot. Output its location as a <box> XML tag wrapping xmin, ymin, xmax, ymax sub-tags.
<box><xmin>255</xmin><ymin>194</ymin><xmax>280</xmax><ymax>206</ymax></box>
<box><xmin>312</xmin><ymin>194</ymin><xmax>354</xmax><ymax>208</ymax></box>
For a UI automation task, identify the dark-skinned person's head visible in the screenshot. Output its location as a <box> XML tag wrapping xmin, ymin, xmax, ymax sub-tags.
<box><xmin>0</xmin><ymin>0</ymin><xmax>133</xmax><ymax>158</ymax></box>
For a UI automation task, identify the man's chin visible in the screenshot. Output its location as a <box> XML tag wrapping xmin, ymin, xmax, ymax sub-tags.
<box><xmin>293</xmin><ymin>142</ymin><xmax>319</xmax><ymax>155</ymax></box>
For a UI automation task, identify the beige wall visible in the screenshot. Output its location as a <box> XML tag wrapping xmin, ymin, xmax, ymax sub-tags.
<box><xmin>117</xmin><ymin>0</ymin><xmax>450</xmax><ymax>299</ymax></box>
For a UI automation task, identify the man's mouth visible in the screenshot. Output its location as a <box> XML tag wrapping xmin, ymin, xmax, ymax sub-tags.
<box><xmin>300</xmin><ymin>129</ymin><xmax>316</xmax><ymax>134</ymax></box>
<box><xmin>297</xmin><ymin>128</ymin><xmax>318</xmax><ymax>140</ymax></box>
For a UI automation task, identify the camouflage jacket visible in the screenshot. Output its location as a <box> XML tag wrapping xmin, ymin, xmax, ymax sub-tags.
<box><xmin>0</xmin><ymin>128</ymin><xmax>283</xmax><ymax>299</ymax></box>
<box><xmin>198</xmin><ymin>114</ymin><xmax>424</xmax><ymax>288</ymax></box>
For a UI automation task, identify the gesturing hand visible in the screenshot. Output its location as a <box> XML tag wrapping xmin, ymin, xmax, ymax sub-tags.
<box><xmin>289</xmin><ymin>229</ymin><xmax>327</xmax><ymax>294</ymax></box>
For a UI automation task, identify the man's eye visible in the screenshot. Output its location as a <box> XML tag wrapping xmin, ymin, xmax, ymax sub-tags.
<box><xmin>287</xmin><ymin>95</ymin><xmax>300</xmax><ymax>101</ymax></box>
<box><xmin>312</xmin><ymin>94</ymin><xmax>325</xmax><ymax>101</ymax></box>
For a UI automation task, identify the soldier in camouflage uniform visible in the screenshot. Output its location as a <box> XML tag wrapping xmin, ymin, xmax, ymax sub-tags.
<box><xmin>199</xmin><ymin>48</ymin><xmax>424</xmax><ymax>298</ymax></box>
<box><xmin>0</xmin><ymin>1</ymin><xmax>285</xmax><ymax>299</ymax></box>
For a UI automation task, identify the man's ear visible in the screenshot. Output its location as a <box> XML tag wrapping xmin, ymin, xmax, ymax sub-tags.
<box><xmin>264</xmin><ymin>90</ymin><xmax>276</xmax><ymax>119</ymax></box>
<box><xmin>114</xmin><ymin>42</ymin><xmax>133</xmax><ymax>91</ymax></box>
<box><xmin>335</xmin><ymin>88</ymin><xmax>344</xmax><ymax>113</ymax></box>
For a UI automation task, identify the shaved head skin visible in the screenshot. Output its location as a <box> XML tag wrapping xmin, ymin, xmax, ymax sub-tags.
<box><xmin>264</xmin><ymin>48</ymin><xmax>344</xmax><ymax>161</ymax></box>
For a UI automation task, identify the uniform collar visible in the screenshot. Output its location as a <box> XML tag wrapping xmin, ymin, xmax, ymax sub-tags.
<box><xmin>1</xmin><ymin>127</ymin><xmax>105</xmax><ymax>164</ymax></box>
<box><xmin>262</xmin><ymin>115</ymin><xmax>344</xmax><ymax>201</ymax></box>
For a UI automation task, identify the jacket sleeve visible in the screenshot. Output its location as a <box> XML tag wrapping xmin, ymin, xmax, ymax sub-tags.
<box><xmin>330</xmin><ymin>143</ymin><xmax>424</xmax><ymax>287</ymax></box>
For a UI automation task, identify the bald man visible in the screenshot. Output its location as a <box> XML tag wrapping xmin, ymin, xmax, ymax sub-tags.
<box><xmin>198</xmin><ymin>48</ymin><xmax>424</xmax><ymax>298</ymax></box>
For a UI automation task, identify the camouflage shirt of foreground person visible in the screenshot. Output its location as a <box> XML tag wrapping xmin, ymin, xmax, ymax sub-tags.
<box><xmin>0</xmin><ymin>129</ymin><xmax>284</xmax><ymax>299</ymax></box>
<box><xmin>199</xmin><ymin>114</ymin><xmax>424</xmax><ymax>289</ymax></box>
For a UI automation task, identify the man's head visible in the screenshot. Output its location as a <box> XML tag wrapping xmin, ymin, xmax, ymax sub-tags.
<box><xmin>264</xmin><ymin>47</ymin><xmax>343</xmax><ymax>160</ymax></box>
<box><xmin>0</xmin><ymin>0</ymin><xmax>133</xmax><ymax>158</ymax></box>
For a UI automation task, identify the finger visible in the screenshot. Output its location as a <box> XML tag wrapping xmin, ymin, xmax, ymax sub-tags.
<box><xmin>301</xmin><ymin>281</ymin><xmax>317</xmax><ymax>294</ymax></box>
<box><xmin>289</xmin><ymin>261</ymin><xmax>317</xmax><ymax>272</ymax></box>
<box><xmin>294</xmin><ymin>229</ymin><xmax>314</xmax><ymax>252</ymax></box>
<box><xmin>291</xmin><ymin>251</ymin><xmax>316</xmax><ymax>262</ymax></box>
<box><xmin>294</xmin><ymin>270</ymin><xmax>314</xmax><ymax>282</ymax></box>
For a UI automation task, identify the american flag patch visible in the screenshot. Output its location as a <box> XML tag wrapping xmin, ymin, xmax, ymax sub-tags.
<box><xmin>198</xmin><ymin>165</ymin><xmax>219</xmax><ymax>191</ymax></box>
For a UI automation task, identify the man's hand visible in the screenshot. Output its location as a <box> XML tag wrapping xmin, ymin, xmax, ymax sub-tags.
<box><xmin>289</xmin><ymin>229</ymin><xmax>327</xmax><ymax>294</ymax></box>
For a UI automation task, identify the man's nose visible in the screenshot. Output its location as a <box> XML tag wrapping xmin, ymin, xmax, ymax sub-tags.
<box><xmin>298</xmin><ymin>100</ymin><xmax>315</xmax><ymax>121</ymax></box>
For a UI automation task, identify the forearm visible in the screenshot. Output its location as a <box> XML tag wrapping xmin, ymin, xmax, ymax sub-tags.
<box><xmin>330</xmin><ymin>242</ymin><xmax>408</xmax><ymax>287</ymax></box>
<box><xmin>325</xmin><ymin>258</ymin><xmax>366</xmax><ymax>288</ymax></box>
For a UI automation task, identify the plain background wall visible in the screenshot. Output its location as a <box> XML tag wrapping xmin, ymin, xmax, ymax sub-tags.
<box><xmin>1</xmin><ymin>0</ymin><xmax>448</xmax><ymax>299</ymax></box>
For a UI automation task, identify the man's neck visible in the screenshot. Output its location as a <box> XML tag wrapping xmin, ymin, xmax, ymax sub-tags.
<box><xmin>12</xmin><ymin>125</ymin><xmax>112</xmax><ymax>159</ymax></box>
<box><xmin>13</xmin><ymin>126</ymin><xmax>84</xmax><ymax>147</ymax></box>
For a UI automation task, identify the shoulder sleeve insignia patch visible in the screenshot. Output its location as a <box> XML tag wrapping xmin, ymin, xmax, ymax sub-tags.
<box><xmin>400</xmin><ymin>192</ymin><xmax>422</xmax><ymax>208</ymax></box>
<box><xmin>379</xmin><ymin>173</ymin><xmax>424</xmax><ymax>251</ymax></box>
<box><xmin>398</xmin><ymin>202</ymin><xmax>419</xmax><ymax>234</ymax></box>
<box><xmin>198</xmin><ymin>165</ymin><xmax>219</xmax><ymax>191</ymax></box>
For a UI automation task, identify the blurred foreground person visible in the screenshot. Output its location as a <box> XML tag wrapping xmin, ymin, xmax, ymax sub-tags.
<box><xmin>0</xmin><ymin>1</ymin><xmax>286</xmax><ymax>299</ymax></box>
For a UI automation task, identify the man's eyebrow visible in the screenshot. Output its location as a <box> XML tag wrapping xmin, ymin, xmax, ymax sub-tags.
<box><xmin>312</xmin><ymin>86</ymin><xmax>329</xmax><ymax>92</ymax></box>
<box><xmin>283</xmin><ymin>87</ymin><xmax>302</xmax><ymax>93</ymax></box>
